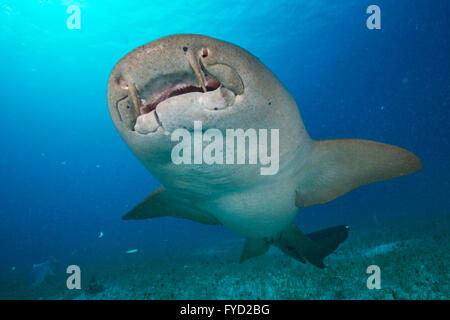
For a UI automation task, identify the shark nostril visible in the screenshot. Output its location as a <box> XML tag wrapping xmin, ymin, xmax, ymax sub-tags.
<box><xmin>119</xmin><ymin>79</ymin><xmax>128</xmax><ymax>90</ymax></box>
<box><xmin>183</xmin><ymin>46</ymin><xmax>188</xmax><ymax>52</ymax></box>
<box><xmin>201</xmin><ymin>48</ymin><xmax>208</xmax><ymax>58</ymax></box>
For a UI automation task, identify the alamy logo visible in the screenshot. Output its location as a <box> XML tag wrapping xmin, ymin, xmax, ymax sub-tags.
<box><xmin>366</xmin><ymin>265</ymin><xmax>381</xmax><ymax>289</ymax></box>
<box><xmin>366</xmin><ymin>5</ymin><xmax>381</xmax><ymax>30</ymax></box>
<box><xmin>66</xmin><ymin>5</ymin><xmax>81</xmax><ymax>30</ymax></box>
<box><xmin>171</xmin><ymin>121</ymin><xmax>279</xmax><ymax>175</ymax></box>
<box><xmin>66</xmin><ymin>265</ymin><xmax>81</xmax><ymax>290</ymax></box>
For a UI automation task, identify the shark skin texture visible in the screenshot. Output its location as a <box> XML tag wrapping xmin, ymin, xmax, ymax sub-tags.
<box><xmin>107</xmin><ymin>34</ymin><xmax>422</xmax><ymax>268</ymax></box>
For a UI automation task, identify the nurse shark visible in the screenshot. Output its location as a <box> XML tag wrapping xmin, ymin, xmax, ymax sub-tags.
<box><xmin>107</xmin><ymin>34</ymin><xmax>421</xmax><ymax>267</ymax></box>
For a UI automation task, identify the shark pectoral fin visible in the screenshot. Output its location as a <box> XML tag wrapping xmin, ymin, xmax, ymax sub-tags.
<box><xmin>274</xmin><ymin>224</ymin><xmax>349</xmax><ymax>268</ymax></box>
<box><xmin>296</xmin><ymin>139</ymin><xmax>422</xmax><ymax>207</ymax></box>
<box><xmin>122</xmin><ymin>187</ymin><xmax>167</xmax><ymax>220</ymax></box>
<box><xmin>239</xmin><ymin>238</ymin><xmax>270</xmax><ymax>263</ymax></box>
<box><xmin>122</xmin><ymin>187</ymin><xmax>221</xmax><ymax>225</ymax></box>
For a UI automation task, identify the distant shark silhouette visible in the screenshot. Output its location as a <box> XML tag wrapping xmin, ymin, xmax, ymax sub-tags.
<box><xmin>107</xmin><ymin>35</ymin><xmax>421</xmax><ymax>268</ymax></box>
<box><xmin>27</xmin><ymin>258</ymin><xmax>56</xmax><ymax>289</ymax></box>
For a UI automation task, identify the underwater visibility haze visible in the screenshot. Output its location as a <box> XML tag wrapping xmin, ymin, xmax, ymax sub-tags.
<box><xmin>0</xmin><ymin>0</ymin><xmax>449</xmax><ymax>300</ymax></box>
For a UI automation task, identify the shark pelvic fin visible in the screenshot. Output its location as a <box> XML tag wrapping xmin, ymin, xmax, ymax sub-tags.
<box><xmin>122</xmin><ymin>187</ymin><xmax>221</xmax><ymax>225</ymax></box>
<box><xmin>239</xmin><ymin>238</ymin><xmax>271</xmax><ymax>263</ymax></box>
<box><xmin>296</xmin><ymin>139</ymin><xmax>422</xmax><ymax>207</ymax></box>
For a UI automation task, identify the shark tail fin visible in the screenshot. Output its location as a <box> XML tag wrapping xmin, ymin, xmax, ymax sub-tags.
<box><xmin>239</xmin><ymin>224</ymin><xmax>349</xmax><ymax>268</ymax></box>
<box><xmin>306</xmin><ymin>225</ymin><xmax>349</xmax><ymax>262</ymax></box>
<box><xmin>274</xmin><ymin>224</ymin><xmax>349</xmax><ymax>268</ymax></box>
<box><xmin>296</xmin><ymin>139</ymin><xmax>422</xmax><ymax>207</ymax></box>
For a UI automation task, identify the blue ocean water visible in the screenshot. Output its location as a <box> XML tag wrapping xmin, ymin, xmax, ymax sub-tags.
<box><xmin>0</xmin><ymin>0</ymin><xmax>449</xmax><ymax>299</ymax></box>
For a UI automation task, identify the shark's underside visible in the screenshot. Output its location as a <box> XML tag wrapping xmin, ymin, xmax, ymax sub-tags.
<box><xmin>107</xmin><ymin>34</ymin><xmax>422</xmax><ymax>268</ymax></box>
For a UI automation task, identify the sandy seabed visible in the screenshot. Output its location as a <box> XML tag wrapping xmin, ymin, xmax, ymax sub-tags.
<box><xmin>1</xmin><ymin>213</ymin><xmax>449</xmax><ymax>300</ymax></box>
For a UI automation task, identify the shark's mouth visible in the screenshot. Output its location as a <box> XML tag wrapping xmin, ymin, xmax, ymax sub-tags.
<box><xmin>139</xmin><ymin>78</ymin><xmax>222</xmax><ymax>115</ymax></box>
<box><xmin>111</xmin><ymin>42</ymin><xmax>246</xmax><ymax>134</ymax></box>
<box><xmin>130</xmin><ymin>73</ymin><xmax>236</xmax><ymax>135</ymax></box>
<box><xmin>114</xmin><ymin>56</ymin><xmax>243</xmax><ymax>134</ymax></box>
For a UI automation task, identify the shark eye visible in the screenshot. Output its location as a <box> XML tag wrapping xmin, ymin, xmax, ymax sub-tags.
<box><xmin>201</xmin><ymin>48</ymin><xmax>208</xmax><ymax>58</ymax></box>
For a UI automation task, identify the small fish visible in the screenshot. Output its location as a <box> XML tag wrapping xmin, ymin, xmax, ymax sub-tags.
<box><xmin>126</xmin><ymin>249</ymin><xmax>138</xmax><ymax>254</ymax></box>
<box><xmin>98</xmin><ymin>231</ymin><xmax>104</xmax><ymax>238</ymax></box>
